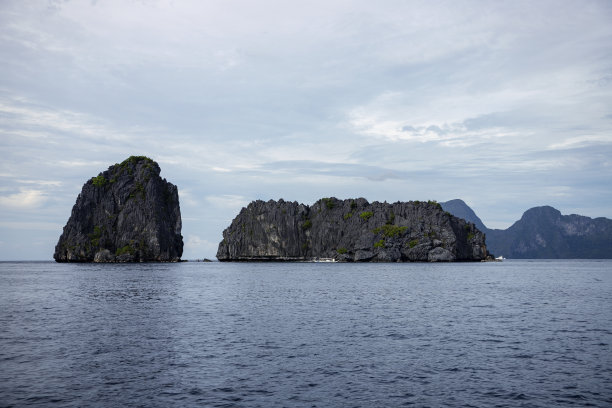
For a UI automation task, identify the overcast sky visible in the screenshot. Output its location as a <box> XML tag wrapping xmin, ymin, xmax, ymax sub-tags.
<box><xmin>1</xmin><ymin>0</ymin><xmax>611</xmax><ymax>260</ymax></box>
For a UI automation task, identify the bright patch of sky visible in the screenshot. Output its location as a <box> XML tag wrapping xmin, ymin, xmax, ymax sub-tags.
<box><xmin>1</xmin><ymin>0</ymin><xmax>611</xmax><ymax>260</ymax></box>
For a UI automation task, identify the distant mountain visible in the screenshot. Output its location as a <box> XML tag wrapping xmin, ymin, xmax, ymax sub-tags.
<box><xmin>487</xmin><ymin>206</ymin><xmax>612</xmax><ymax>259</ymax></box>
<box><xmin>439</xmin><ymin>199</ymin><xmax>488</xmax><ymax>233</ymax></box>
<box><xmin>440</xmin><ymin>200</ymin><xmax>612</xmax><ymax>259</ymax></box>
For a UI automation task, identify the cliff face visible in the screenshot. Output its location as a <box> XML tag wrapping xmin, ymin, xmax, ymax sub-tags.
<box><xmin>54</xmin><ymin>156</ymin><xmax>183</xmax><ymax>262</ymax></box>
<box><xmin>217</xmin><ymin>198</ymin><xmax>488</xmax><ymax>262</ymax></box>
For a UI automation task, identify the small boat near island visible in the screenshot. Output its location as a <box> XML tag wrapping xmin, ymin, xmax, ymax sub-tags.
<box><xmin>313</xmin><ymin>258</ymin><xmax>337</xmax><ymax>263</ymax></box>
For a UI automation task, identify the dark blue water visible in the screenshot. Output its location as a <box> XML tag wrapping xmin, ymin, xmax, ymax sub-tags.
<box><xmin>1</xmin><ymin>260</ymin><xmax>611</xmax><ymax>407</ymax></box>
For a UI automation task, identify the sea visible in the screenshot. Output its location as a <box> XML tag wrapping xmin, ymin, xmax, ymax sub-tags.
<box><xmin>1</xmin><ymin>260</ymin><xmax>611</xmax><ymax>408</ymax></box>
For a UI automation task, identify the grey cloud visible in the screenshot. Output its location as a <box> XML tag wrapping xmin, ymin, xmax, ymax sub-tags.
<box><xmin>425</xmin><ymin>125</ymin><xmax>447</xmax><ymax>135</ymax></box>
<box><xmin>258</xmin><ymin>160</ymin><xmax>407</xmax><ymax>181</ymax></box>
<box><xmin>463</xmin><ymin>112</ymin><xmax>514</xmax><ymax>131</ymax></box>
<box><xmin>401</xmin><ymin>125</ymin><xmax>449</xmax><ymax>135</ymax></box>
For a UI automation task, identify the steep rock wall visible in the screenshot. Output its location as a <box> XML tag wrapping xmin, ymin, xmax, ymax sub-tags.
<box><xmin>217</xmin><ymin>198</ymin><xmax>488</xmax><ymax>262</ymax></box>
<box><xmin>54</xmin><ymin>156</ymin><xmax>183</xmax><ymax>262</ymax></box>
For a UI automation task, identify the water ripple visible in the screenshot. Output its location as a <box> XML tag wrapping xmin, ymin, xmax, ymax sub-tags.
<box><xmin>0</xmin><ymin>260</ymin><xmax>611</xmax><ymax>407</ymax></box>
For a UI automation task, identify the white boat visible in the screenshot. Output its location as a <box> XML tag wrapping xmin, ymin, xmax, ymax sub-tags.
<box><xmin>313</xmin><ymin>257</ymin><xmax>337</xmax><ymax>263</ymax></box>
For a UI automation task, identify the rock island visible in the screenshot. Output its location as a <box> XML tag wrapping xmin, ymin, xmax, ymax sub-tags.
<box><xmin>217</xmin><ymin>198</ymin><xmax>488</xmax><ymax>262</ymax></box>
<box><xmin>54</xmin><ymin>156</ymin><xmax>183</xmax><ymax>262</ymax></box>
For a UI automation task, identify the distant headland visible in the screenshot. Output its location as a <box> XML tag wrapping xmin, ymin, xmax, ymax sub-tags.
<box><xmin>441</xmin><ymin>199</ymin><xmax>612</xmax><ymax>259</ymax></box>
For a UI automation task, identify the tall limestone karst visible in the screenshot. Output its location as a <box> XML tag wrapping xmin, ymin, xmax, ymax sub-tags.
<box><xmin>217</xmin><ymin>198</ymin><xmax>489</xmax><ymax>262</ymax></box>
<box><xmin>54</xmin><ymin>156</ymin><xmax>183</xmax><ymax>262</ymax></box>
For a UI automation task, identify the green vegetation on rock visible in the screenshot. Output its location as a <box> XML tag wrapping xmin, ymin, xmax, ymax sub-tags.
<box><xmin>322</xmin><ymin>197</ymin><xmax>335</xmax><ymax>210</ymax></box>
<box><xmin>116</xmin><ymin>244</ymin><xmax>135</xmax><ymax>256</ymax></box>
<box><xmin>92</xmin><ymin>175</ymin><xmax>107</xmax><ymax>187</ymax></box>
<box><xmin>120</xmin><ymin>156</ymin><xmax>153</xmax><ymax>167</ymax></box>
<box><xmin>374</xmin><ymin>239</ymin><xmax>385</xmax><ymax>249</ymax></box>
<box><xmin>408</xmin><ymin>239</ymin><xmax>419</xmax><ymax>248</ymax></box>
<box><xmin>373</xmin><ymin>224</ymin><xmax>408</xmax><ymax>238</ymax></box>
<box><xmin>114</xmin><ymin>156</ymin><xmax>154</xmax><ymax>177</ymax></box>
<box><xmin>360</xmin><ymin>211</ymin><xmax>373</xmax><ymax>221</ymax></box>
<box><xmin>428</xmin><ymin>200</ymin><xmax>442</xmax><ymax>209</ymax></box>
<box><xmin>343</xmin><ymin>212</ymin><xmax>353</xmax><ymax>220</ymax></box>
<box><xmin>88</xmin><ymin>225</ymin><xmax>102</xmax><ymax>246</ymax></box>
<box><xmin>302</xmin><ymin>219</ymin><xmax>312</xmax><ymax>230</ymax></box>
<box><xmin>337</xmin><ymin>247</ymin><xmax>347</xmax><ymax>254</ymax></box>
<box><xmin>134</xmin><ymin>182</ymin><xmax>145</xmax><ymax>200</ymax></box>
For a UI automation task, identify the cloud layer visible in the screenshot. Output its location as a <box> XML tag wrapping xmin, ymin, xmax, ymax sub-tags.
<box><xmin>1</xmin><ymin>0</ymin><xmax>611</xmax><ymax>259</ymax></box>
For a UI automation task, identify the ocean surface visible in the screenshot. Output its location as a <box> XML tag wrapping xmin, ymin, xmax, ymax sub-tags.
<box><xmin>1</xmin><ymin>260</ymin><xmax>611</xmax><ymax>407</ymax></box>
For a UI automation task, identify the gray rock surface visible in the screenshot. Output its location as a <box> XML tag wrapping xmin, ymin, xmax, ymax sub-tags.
<box><xmin>54</xmin><ymin>156</ymin><xmax>183</xmax><ymax>262</ymax></box>
<box><xmin>216</xmin><ymin>198</ymin><xmax>488</xmax><ymax>262</ymax></box>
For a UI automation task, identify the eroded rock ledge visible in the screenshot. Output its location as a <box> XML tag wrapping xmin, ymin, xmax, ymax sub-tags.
<box><xmin>54</xmin><ymin>156</ymin><xmax>183</xmax><ymax>262</ymax></box>
<box><xmin>217</xmin><ymin>198</ymin><xmax>488</xmax><ymax>262</ymax></box>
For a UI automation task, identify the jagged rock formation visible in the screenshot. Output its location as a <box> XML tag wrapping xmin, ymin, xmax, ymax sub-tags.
<box><xmin>54</xmin><ymin>156</ymin><xmax>183</xmax><ymax>262</ymax></box>
<box><xmin>217</xmin><ymin>198</ymin><xmax>488</xmax><ymax>262</ymax></box>
<box><xmin>440</xmin><ymin>200</ymin><xmax>612</xmax><ymax>259</ymax></box>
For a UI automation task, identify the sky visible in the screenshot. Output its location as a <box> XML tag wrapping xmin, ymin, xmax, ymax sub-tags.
<box><xmin>1</xmin><ymin>0</ymin><xmax>611</xmax><ymax>260</ymax></box>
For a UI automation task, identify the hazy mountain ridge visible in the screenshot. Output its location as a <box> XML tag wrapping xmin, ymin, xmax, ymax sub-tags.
<box><xmin>440</xmin><ymin>200</ymin><xmax>612</xmax><ymax>259</ymax></box>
